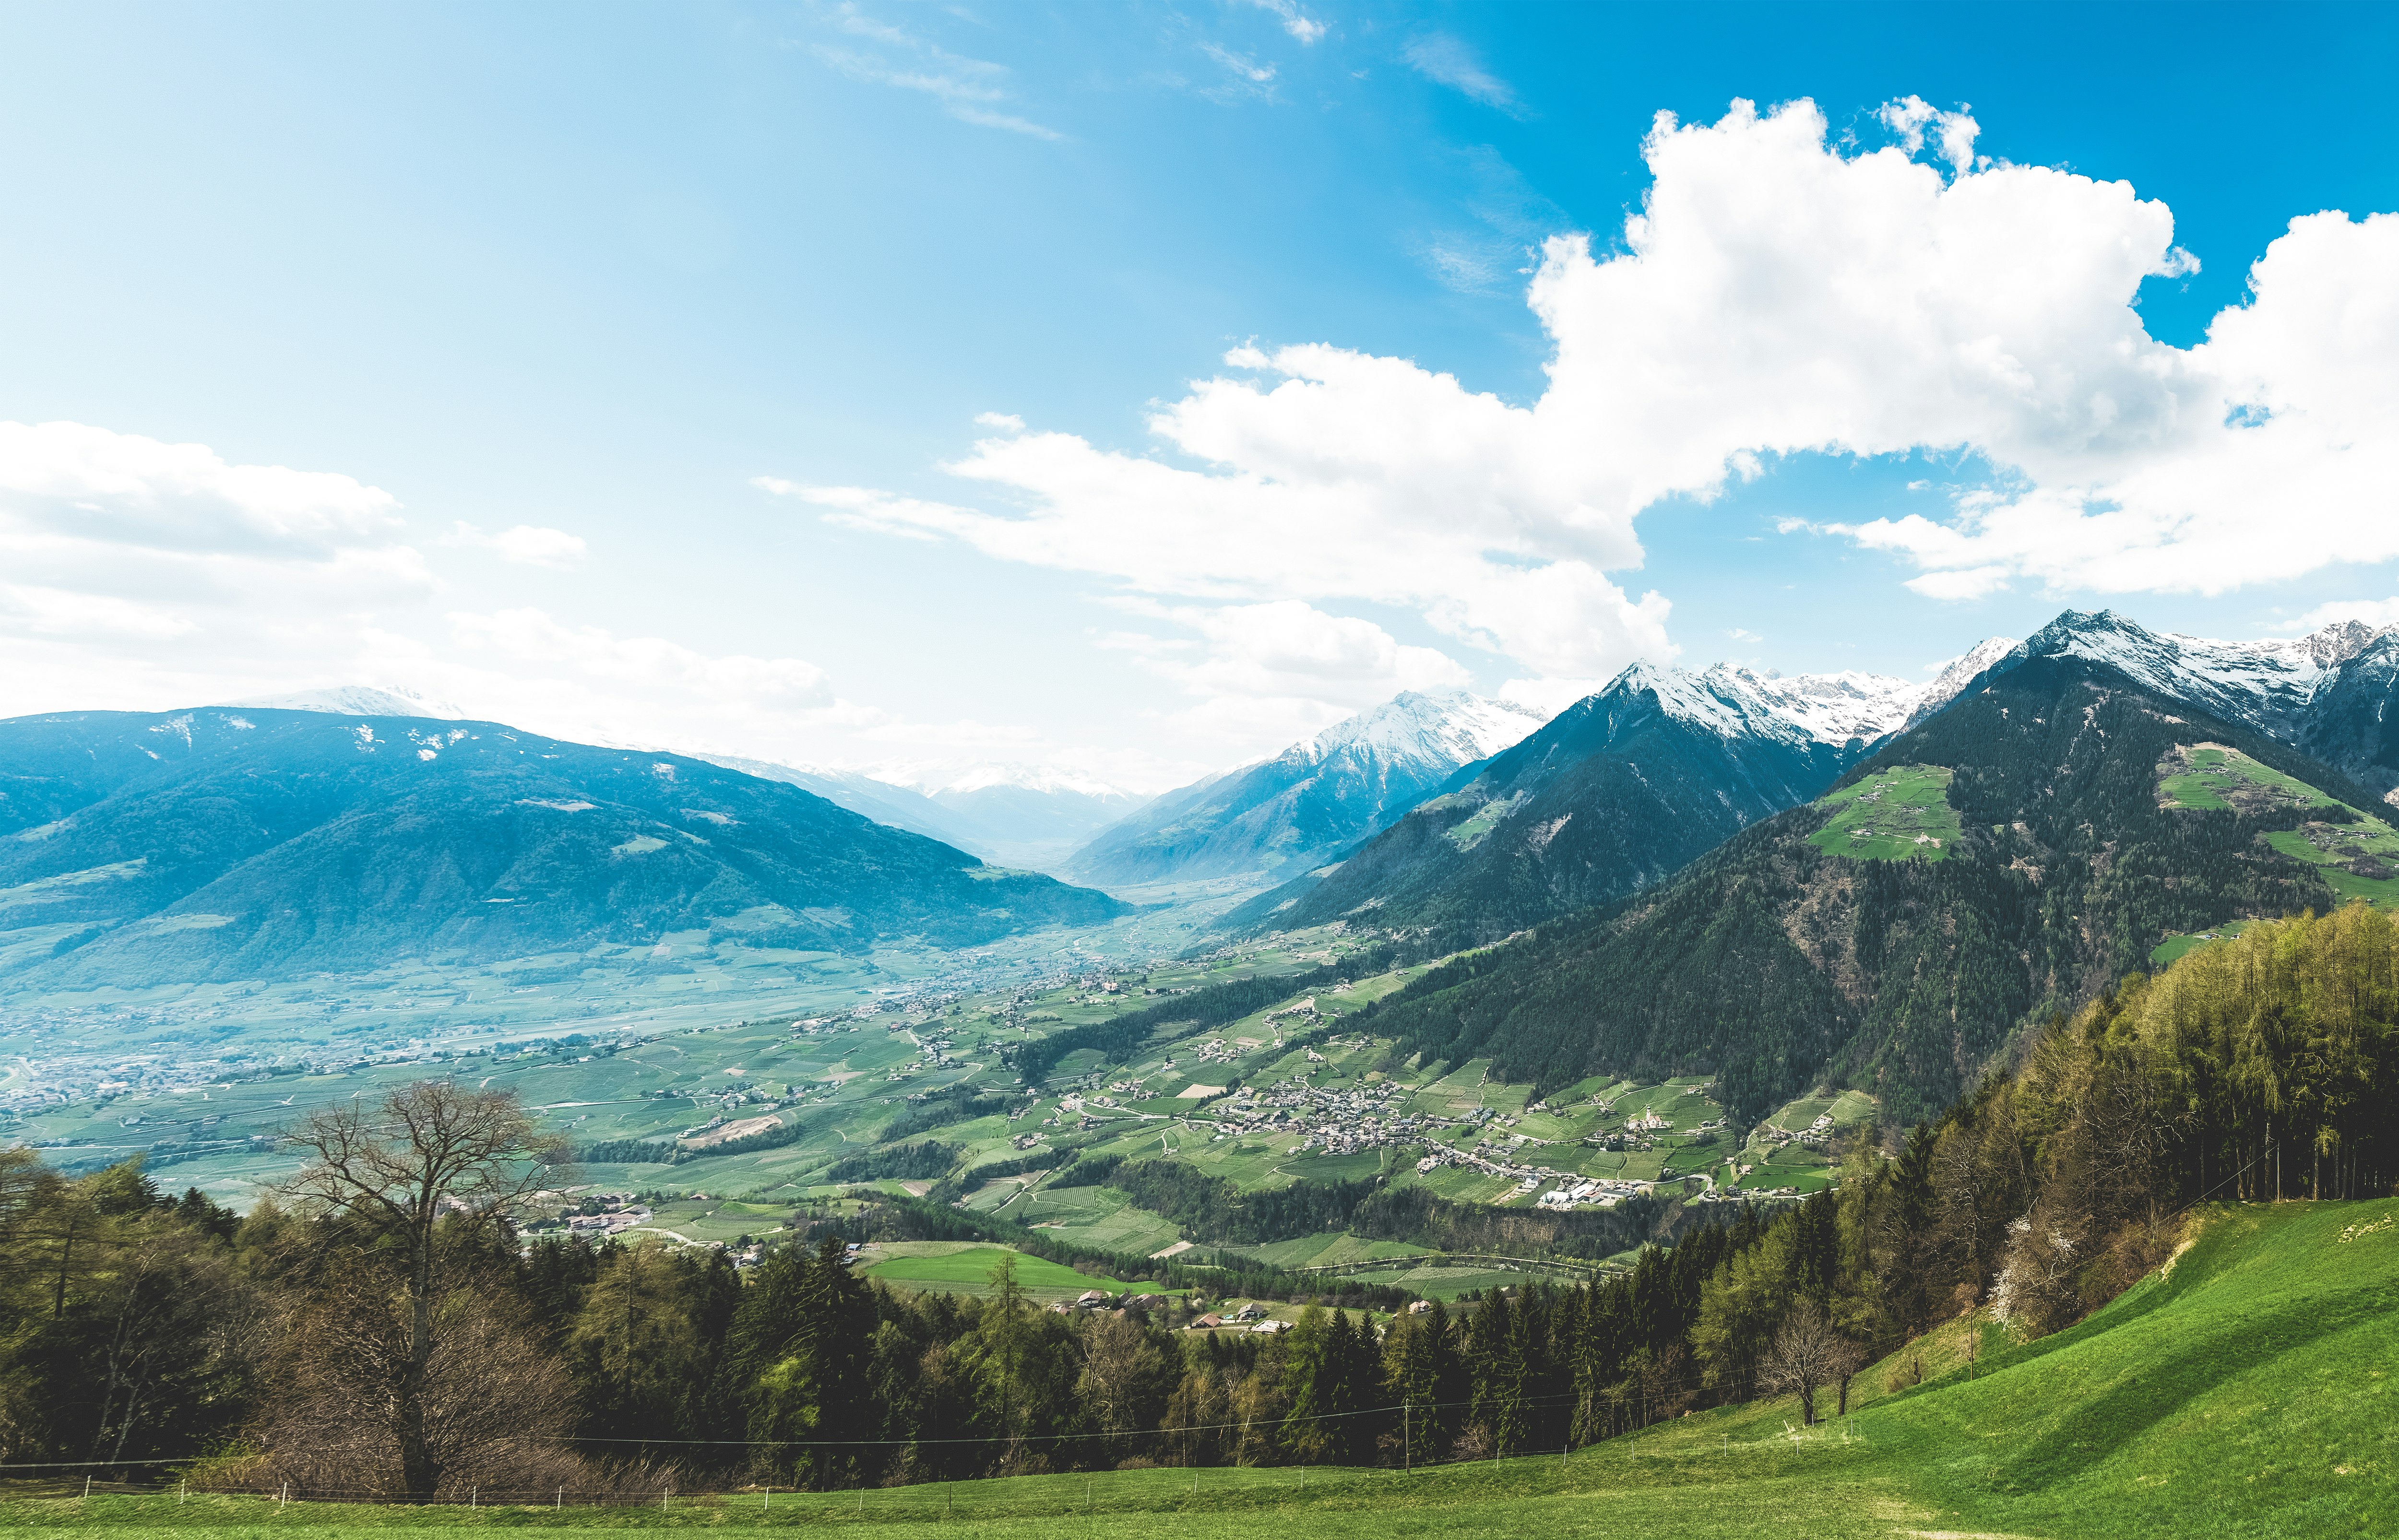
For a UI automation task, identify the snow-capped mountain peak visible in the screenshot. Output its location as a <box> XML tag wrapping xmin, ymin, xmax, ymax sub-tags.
<box><xmin>1296</xmin><ymin>689</ymin><xmax>1547</xmax><ymax>770</ymax></box>
<box><xmin>2013</xmin><ymin>609</ymin><xmax>2397</xmax><ymax>737</ymax></box>
<box><xmin>1900</xmin><ymin>636</ymin><xmax>2021</xmax><ymax>729</ymax></box>
<box><xmin>1601</xmin><ymin>636</ymin><xmax>2031</xmax><ymax>747</ymax></box>
<box><xmin>1605</xmin><ymin>661</ymin><xmax>1919</xmax><ymax>746</ymax></box>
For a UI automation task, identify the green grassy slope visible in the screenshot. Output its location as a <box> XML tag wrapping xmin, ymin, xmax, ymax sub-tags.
<box><xmin>1807</xmin><ymin>762</ymin><xmax>1961</xmax><ymax>861</ymax></box>
<box><xmin>8</xmin><ymin>1199</ymin><xmax>2388</xmax><ymax>1538</ymax></box>
<box><xmin>1849</xmin><ymin>1198</ymin><xmax>2398</xmax><ymax>1536</ymax></box>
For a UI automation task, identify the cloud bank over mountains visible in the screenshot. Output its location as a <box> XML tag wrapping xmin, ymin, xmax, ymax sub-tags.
<box><xmin>1</xmin><ymin>95</ymin><xmax>2392</xmax><ymax>788</ymax></box>
<box><xmin>778</xmin><ymin>94</ymin><xmax>2396</xmax><ymax>714</ymax></box>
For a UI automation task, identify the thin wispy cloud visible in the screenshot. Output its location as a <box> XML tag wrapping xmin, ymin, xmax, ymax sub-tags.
<box><xmin>1238</xmin><ymin>0</ymin><xmax>1328</xmax><ymax>45</ymax></box>
<box><xmin>1199</xmin><ymin>42</ymin><xmax>1278</xmax><ymax>99</ymax></box>
<box><xmin>800</xmin><ymin>4</ymin><xmax>1063</xmax><ymax>141</ymax></box>
<box><xmin>1414</xmin><ymin>145</ymin><xmax>1566</xmax><ymax>293</ymax></box>
<box><xmin>1403</xmin><ymin>32</ymin><xmax>1524</xmax><ymax>116</ymax></box>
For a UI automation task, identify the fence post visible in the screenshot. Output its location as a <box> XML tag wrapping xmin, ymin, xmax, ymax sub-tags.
<box><xmin>557</xmin><ymin>1486</ymin><xmax>563</xmax><ymax>1511</ymax></box>
<box><xmin>83</xmin><ymin>1476</ymin><xmax>91</xmax><ymax>1499</ymax></box>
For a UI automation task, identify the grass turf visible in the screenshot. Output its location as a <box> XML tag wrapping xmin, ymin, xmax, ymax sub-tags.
<box><xmin>6</xmin><ymin>1201</ymin><xmax>2388</xmax><ymax>1538</ymax></box>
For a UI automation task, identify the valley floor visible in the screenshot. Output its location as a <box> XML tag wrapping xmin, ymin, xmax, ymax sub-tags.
<box><xmin>3</xmin><ymin>1199</ymin><xmax>2388</xmax><ymax>1539</ymax></box>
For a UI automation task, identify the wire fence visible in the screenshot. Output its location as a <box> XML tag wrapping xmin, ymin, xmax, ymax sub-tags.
<box><xmin>0</xmin><ymin>1424</ymin><xmax>1872</xmax><ymax>1517</ymax></box>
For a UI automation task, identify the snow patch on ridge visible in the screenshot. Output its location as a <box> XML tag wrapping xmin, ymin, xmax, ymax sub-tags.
<box><xmin>2011</xmin><ymin>610</ymin><xmax>2399</xmax><ymax>739</ymax></box>
<box><xmin>1293</xmin><ymin>689</ymin><xmax>1546</xmax><ymax>773</ymax></box>
<box><xmin>220</xmin><ymin>684</ymin><xmax>468</xmax><ymax>719</ymax></box>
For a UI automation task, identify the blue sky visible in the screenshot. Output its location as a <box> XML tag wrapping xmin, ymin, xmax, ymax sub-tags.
<box><xmin>0</xmin><ymin>2</ymin><xmax>2393</xmax><ymax>790</ymax></box>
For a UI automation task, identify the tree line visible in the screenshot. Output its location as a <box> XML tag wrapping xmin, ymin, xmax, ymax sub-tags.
<box><xmin>2</xmin><ymin>904</ymin><xmax>2389</xmax><ymax>1498</ymax></box>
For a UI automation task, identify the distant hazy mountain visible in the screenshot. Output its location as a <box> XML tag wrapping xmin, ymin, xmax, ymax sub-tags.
<box><xmin>697</xmin><ymin>756</ymin><xmax>995</xmax><ymax>855</ymax></box>
<box><xmin>697</xmin><ymin>758</ymin><xmax>1146</xmax><ymax>872</ymax></box>
<box><xmin>1064</xmin><ymin>690</ymin><xmax>1547</xmax><ymax>888</ymax></box>
<box><xmin>902</xmin><ymin>763</ymin><xmax>1150</xmax><ymax>871</ymax></box>
<box><xmin>219</xmin><ymin>684</ymin><xmax>467</xmax><ymax>718</ymax></box>
<box><xmin>0</xmin><ymin>707</ymin><xmax>1128</xmax><ymax>987</ymax></box>
<box><xmin>1224</xmin><ymin>649</ymin><xmax>2011</xmax><ymax>942</ymax></box>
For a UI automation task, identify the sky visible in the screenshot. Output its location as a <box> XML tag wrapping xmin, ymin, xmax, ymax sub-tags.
<box><xmin>0</xmin><ymin>1</ymin><xmax>2394</xmax><ymax>794</ymax></box>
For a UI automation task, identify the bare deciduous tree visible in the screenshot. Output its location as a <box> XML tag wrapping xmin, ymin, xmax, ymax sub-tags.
<box><xmin>1757</xmin><ymin>1299</ymin><xmax>1863</xmax><ymax>1426</ymax></box>
<box><xmin>279</xmin><ymin>1082</ymin><xmax>567</xmax><ymax>1497</ymax></box>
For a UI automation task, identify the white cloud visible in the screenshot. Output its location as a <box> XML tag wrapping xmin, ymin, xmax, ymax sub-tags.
<box><xmin>0</xmin><ymin>420</ymin><xmax>434</xmax><ymax>713</ymax></box>
<box><xmin>1240</xmin><ymin>0</ymin><xmax>1327</xmax><ymax>44</ymax></box>
<box><xmin>1402</xmin><ymin>33</ymin><xmax>1522</xmax><ymax>115</ymax></box>
<box><xmin>1116</xmin><ymin>598</ymin><xmax>1469</xmax><ymax>706</ymax></box>
<box><xmin>762</xmin><ymin>388</ymin><xmax>1678</xmax><ymax>683</ymax></box>
<box><xmin>762</xmin><ymin>95</ymin><xmax>2399</xmax><ymax>709</ymax></box>
<box><xmin>973</xmin><ymin>412</ymin><xmax>1025</xmax><ymax>431</ymax></box>
<box><xmin>1200</xmin><ymin>43</ymin><xmax>1277</xmax><ymax>91</ymax></box>
<box><xmin>1496</xmin><ymin>676</ymin><xmax>1604</xmax><ymax>718</ymax></box>
<box><xmin>446</xmin><ymin>608</ymin><xmax>834</xmax><ymax>711</ymax></box>
<box><xmin>1876</xmin><ymin>95</ymin><xmax>1979</xmax><ymax>176</ymax></box>
<box><xmin>2281</xmin><ymin>597</ymin><xmax>2399</xmax><ymax>634</ymax></box>
<box><xmin>445</xmin><ymin>521</ymin><xmax>588</xmax><ymax>569</ymax></box>
<box><xmin>0</xmin><ymin>418</ymin><xmax>399</xmax><ymax>557</ymax></box>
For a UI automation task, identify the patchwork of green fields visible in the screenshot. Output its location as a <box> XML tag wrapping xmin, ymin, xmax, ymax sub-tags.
<box><xmin>2156</xmin><ymin>742</ymin><xmax>2336</xmax><ymax>814</ymax></box>
<box><xmin>2151</xmin><ymin>743</ymin><xmax>2399</xmax><ymax>910</ymax></box>
<box><xmin>1808</xmin><ymin>764</ymin><xmax>1960</xmax><ymax>861</ymax></box>
<box><xmin>2264</xmin><ymin>817</ymin><xmax>2399</xmax><ymax>909</ymax></box>
<box><xmin>1714</xmin><ymin>1086</ymin><xmax>1876</xmax><ymax>1196</ymax></box>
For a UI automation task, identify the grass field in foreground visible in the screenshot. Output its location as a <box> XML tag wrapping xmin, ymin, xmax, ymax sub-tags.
<box><xmin>2</xmin><ymin>1201</ymin><xmax>2388</xmax><ymax>1539</ymax></box>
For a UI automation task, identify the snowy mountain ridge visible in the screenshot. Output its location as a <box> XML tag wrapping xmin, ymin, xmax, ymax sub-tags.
<box><xmin>1291</xmin><ymin>689</ymin><xmax>1546</xmax><ymax>770</ymax></box>
<box><xmin>1063</xmin><ymin>688</ymin><xmax>1549</xmax><ymax>888</ymax></box>
<box><xmin>1605</xmin><ymin>638</ymin><xmax>2019</xmax><ymax>749</ymax></box>
<box><xmin>2008</xmin><ymin>611</ymin><xmax>2398</xmax><ymax>735</ymax></box>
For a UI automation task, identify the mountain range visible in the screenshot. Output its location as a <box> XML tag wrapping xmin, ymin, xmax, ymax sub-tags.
<box><xmin>1062</xmin><ymin>690</ymin><xmax>1547</xmax><ymax>889</ymax></box>
<box><xmin>0</xmin><ymin>707</ymin><xmax>1128</xmax><ymax>988</ymax></box>
<box><xmin>1348</xmin><ymin>609</ymin><xmax>2399</xmax><ymax>1126</ymax></box>
<box><xmin>1221</xmin><ymin>641</ymin><xmax>2015</xmax><ymax>942</ymax></box>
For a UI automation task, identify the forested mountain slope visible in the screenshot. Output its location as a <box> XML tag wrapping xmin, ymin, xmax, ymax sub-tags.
<box><xmin>0</xmin><ymin>707</ymin><xmax>1127</xmax><ymax>986</ymax></box>
<box><xmin>1224</xmin><ymin>651</ymin><xmax>2010</xmax><ymax>942</ymax></box>
<box><xmin>1354</xmin><ymin>644</ymin><xmax>2384</xmax><ymax>1126</ymax></box>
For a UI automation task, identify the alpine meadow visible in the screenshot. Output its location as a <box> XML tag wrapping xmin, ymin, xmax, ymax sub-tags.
<box><xmin>0</xmin><ymin>5</ymin><xmax>2395</xmax><ymax>1537</ymax></box>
